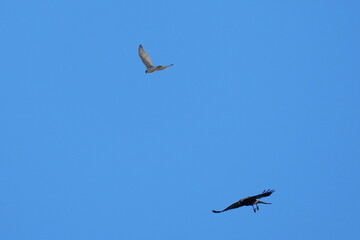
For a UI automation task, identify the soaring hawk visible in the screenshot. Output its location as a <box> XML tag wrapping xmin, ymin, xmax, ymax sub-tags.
<box><xmin>138</xmin><ymin>44</ymin><xmax>173</xmax><ymax>73</ymax></box>
<box><xmin>212</xmin><ymin>189</ymin><xmax>275</xmax><ymax>213</ymax></box>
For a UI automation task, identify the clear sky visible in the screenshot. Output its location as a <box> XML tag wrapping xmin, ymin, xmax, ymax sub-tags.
<box><xmin>1</xmin><ymin>0</ymin><xmax>360</xmax><ymax>239</ymax></box>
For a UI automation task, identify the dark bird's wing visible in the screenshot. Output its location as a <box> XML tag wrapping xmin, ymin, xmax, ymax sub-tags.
<box><xmin>138</xmin><ymin>44</ymin><xmax>153</xmax><ymax>68</ymax></box>
<box><xmin>249</xmin><ymin>189</ymin><xmax>275</xmax><ymax>200</ymax></box>
<box><xmin>212</xmin><ymin>200</ymin><xmax>243</xmax><ymax>213</ymax></box>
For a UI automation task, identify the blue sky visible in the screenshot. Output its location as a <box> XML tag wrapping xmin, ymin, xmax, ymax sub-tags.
<box><xmin>1</xmin><ymin>0</ymin><xmax>360</xmax><ymax>239</ymax></box>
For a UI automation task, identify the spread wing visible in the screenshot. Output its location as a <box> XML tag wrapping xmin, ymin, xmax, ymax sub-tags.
<box><xmin>212</xmin><ymin>200</ymin><xmax>243</xmax><ymax>213</ymax></box>
<box><xmin>138</xmin><ymin>44</ymin><xmax>153</xmax><ymax>68</ymax></box>
<box><xmin>248</xmin><ymin>189</ymin><xmax>275</xmax><ymax>200</ymax></box>
<box><xmin>222</xmin><ymin>201</ymin><xmax>243</xmax><ymax>211</ymax></box>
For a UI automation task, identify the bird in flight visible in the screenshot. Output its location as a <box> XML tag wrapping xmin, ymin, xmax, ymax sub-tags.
<box><xmin>212</xmin><ymin>189</ymin><xmax>275</xmax><ymax>213</ymax></box>
<box><xmin>138</xmin><ymin>44</ymin><xmax>173</xmax><ymax>73</ymax></box>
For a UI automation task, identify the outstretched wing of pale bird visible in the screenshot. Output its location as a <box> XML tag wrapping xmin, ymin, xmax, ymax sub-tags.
<box><xmin>138</xmin><ymin>44</ymin><xmax>153</xmax><ymax>68</ymax></box>
<box><xmin>246</xmin><ymin>189</ymin><xmax>275</xmax><ymax>201</ymax></box>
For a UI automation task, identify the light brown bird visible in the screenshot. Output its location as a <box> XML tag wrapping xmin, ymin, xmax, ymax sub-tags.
<box><xmin>138</xmin><ymin>44</ymin><xmax>173</xmax><ymax>73</ymax></box>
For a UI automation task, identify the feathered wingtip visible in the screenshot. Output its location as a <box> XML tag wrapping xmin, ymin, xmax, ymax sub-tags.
<box><xmin>212</xmin><ymin>210</ymin><xmax>222</xmax><ymax>213</ymax></box>
<box><xmin>262</xmin><ymin>189</ymin><xmax>275</xmax><ymax>194</ymax></box>
<box><xmin>261</xmin><ymin>189</ymin><xmax>275</xmax><ymax>196</ymax></box>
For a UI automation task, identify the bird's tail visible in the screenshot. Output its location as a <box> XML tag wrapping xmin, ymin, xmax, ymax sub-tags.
<box><xmin>157</xmin><ymin>64</ymin><xmax>174</xmax><ymax>70</ymax></box>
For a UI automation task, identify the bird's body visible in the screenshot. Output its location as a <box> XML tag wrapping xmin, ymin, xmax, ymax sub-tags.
<box><xmin>138</xmin><ymin>44</ymin><xmax>173</xmax><ymax>73</ymax></box>
<box><xmin>144</xmin><ymin>64</ymin><xmax>174</xmax><ymax>74</ymax></box>
<box><xmin>212</xmin><ymin>189</ymin><xmax>275</xmax><ymax>213</ymax></box>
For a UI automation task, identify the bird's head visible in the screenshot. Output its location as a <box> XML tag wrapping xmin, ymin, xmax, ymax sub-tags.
<box><xmin>145</xmin><ymin>70</ymin><xmax>149</xmax><ymax>74</ymax></box>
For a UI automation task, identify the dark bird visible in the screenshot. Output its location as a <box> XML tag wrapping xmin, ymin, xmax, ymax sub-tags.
<box><xmin>212</xmin><ymin>189</ymin><xmax>275</xmax><ymax>213</ymax></box>
<box><xmin>138</xmin><ymin>44</ymin><xmax>173</xmax><ymax>73</ymax></box>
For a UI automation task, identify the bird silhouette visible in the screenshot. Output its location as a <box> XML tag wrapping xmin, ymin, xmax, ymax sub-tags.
<box><xmin>212</xmin><ymin>189</ymin><xmax>275</xmax><ymax>213</ymax></box>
